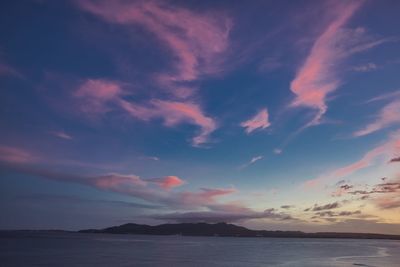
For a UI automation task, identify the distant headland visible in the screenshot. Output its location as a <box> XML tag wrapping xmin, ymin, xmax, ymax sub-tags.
<box><xmin>78</xmin><ymin>222</ymin><xmax>400</xmax><ymax>240</ymax></box>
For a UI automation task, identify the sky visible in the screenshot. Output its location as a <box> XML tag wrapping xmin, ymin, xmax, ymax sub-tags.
<box><xmin>0</xmin><ymin>0</ymin><xmax>400</xmax><ymax>234</ymax></box>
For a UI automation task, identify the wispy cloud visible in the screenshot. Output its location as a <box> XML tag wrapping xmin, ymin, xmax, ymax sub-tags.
<box><xmin>331</xmin><ymin>184</ymin><xmax>354</xmax><ymax>197</ymax></box>
<box><xmin>119</xmin><ymin>99</ymin><xmax>217</xmax><ymax>146</ymax></box>
<box><xmin>140</xmin><ymin>156</ymin><xmax>160</xmax><ymax>161</ymax></box>
<box><xmin>73</xmin><ymin>79</ymin><xmax>217</xmax><ymax>146</ymax></box>
<box><xmin>311</xmin><ymin>202</ymin><xmax>341</xmax><ymax>211</ymax></box>
<box><xmin>73</xmin><ymin>0</ymin><xmax>231</xmax><ymax>146</ymax></box>
<box><xmin>0</xmin><ymin>157</ymin><xmax>238</xmax><ymax>210</ymax></box>
<box><xmin>333</xmin><ymin>175</ymin><xmax>400</xmax><ymax>210</ymax></box>
<box><xmin>389</xmin><ymin>157</ymin><xmax>400</xmax><ymax>163</ymax></box>
<box><xmin>280</xmin><ymin>205</ymin><xmax>294</xmax><ymax>209</ymax></box>
<box><xmin>305</xmin><ymin>130</ymin><xmax>400</xmax><ymax>187</ymax></box>
<box><xmin>365</xmin><ymin>90</ymin><xmax>400</xmax><ymax>103</ymax></box>
<box><xmin>289</xmin><ymin>1</ymin><xmax>389</xmax><ymax>128</ymax></box>
<box><xmin>313</xmin><ymin>210</ymin><xmax>361</xmax><ymax>218</ymax></box>
<box><xmin>19</xmin><ymin>193</ymin><xmax>162</xmax><ymax>210</ymax></box>
<box><xmin>352</xmin><ymin>62</ymin><xmax>378</xmax><ymax>72</ymax></box>
<box><xmin>239</xmin><ymin>155</ymin><xmax>263</xmax><ymax>169</ymax></box>
<box><xmin>50</xmin><ymin>131</ymin><xmax>73</xmax><ymax>140</ymax></box>
<box><xmin>240</xmin><ymin>108</ymin><xmax>270</xmax><ymax>134</ymax></box>
<box><xmin>353</xmin><ymin>99</ymin><xmax>400</xmax><ymax>137</ymax></box>
<box><xmin>77</xmin><ymin>0</ymin><xmax>231</xmax><ymax>97</ymax></box>
<box><xmin>74</xmin><ymin>79</ymin><xmax>123</xmax><ymax>116</ymax></box>
<box><xmin>0</xmin><ymin>146</ymin><xmax>38</xmax><ymax>164</ymax></box>
<box><xmin>147</xmin><ymin>176</ymin><xmax>185</xmax><ymax>190</ymax></box>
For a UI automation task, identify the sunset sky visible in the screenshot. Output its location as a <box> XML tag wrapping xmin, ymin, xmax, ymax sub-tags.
<box><xmin>1</xmin><ymin>0</ymin><xmax>400</xmax><ymax>234</ymax></box>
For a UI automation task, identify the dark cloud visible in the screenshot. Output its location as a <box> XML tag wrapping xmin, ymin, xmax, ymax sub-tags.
<box><xmin>331</xmin><ymin>183</ymin><xmax>354</xmax><ymax>197</ymax></box>
<box><xmin>280</xmin><ymin>205</ymin><xmax>294</xmax><ymax>209</ymax></box>
<box><xmin>335</xmin><ymin>180</ymin><xmax>346</xmax><ymax>186</ymax></box>
<box><xmin>312</xmin><ymin>202</ymin><xmax>340</xmax><ymax>211</ymax></box>
<box><xmin>373</xmin><ymin>181</ymin><xmax>400</xmax><ymax>193</ymax></box>
<box><xmin>338</xmin><ymin>210</ymin><xmax>361</xmax><ymax>216</ymax></box>
<box><xmin>344</xmin><ymin>176</ymin><xmax>400</xmax><ymax>210</ymax></box>
<box><xmin>315</xmin><ymin>210</ymin><xmax>361</xmax><ymax>218</ymax></box>
<box><xmin>389</xmin><ymin>157</ymin><xmax>400</xmax><ymax>163</ymax></box>
<box><xmin>340</xmin><ymin>184</ymin><xmax>353</xmax><ymax>190</ymax></box>
<box><xmin>348</xmin><ymin>181</ymin><xmax>400</xmax><ymax>195</ymax></box>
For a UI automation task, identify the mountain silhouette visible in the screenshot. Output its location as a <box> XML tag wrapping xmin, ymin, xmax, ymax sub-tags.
<box><xmin>79</xmin><ymin>222</ymin><xmax>400</xmax><ymax>240</ymax></box>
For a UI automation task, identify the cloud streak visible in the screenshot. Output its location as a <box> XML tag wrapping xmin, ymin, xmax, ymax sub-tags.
<box><xmin>147</xmin><ymin>176</ymin><xmax>185</xmax><ymax>190</ymax></box>
<box><xmin>239</xmin><ymin>155</ymin><xmax>263</xmax><ymax>169</ymax></box>
<box><xmin>340</xmin><ymin>176</ymin><xmax>400</xmax><ymax>210</ymax></box>
<box><xmin>0</xmin><ymin>159</ymin><xmax>237</xmax><ymax>210</ymax></box>
<box><xmin>289</xmin><ymin>1</ymin><xmax>387</xmax><ymax>127</ymax></box>
<box><xmin>73</xmin><ymin>79</ymin><xmax>217</xmax><ymax>146</ymax></box>
<box><xmin>0</xmin><ymin>146</ymin><xmax>38</xmax><ymax>164</ymax></box>
<box><xmin>119</xmin><ymin>99</ymin><xmax>217</xmax><ymax>146</ymax></box>
<box><xmin>77</xmin><ymin>0</ymin><xmax>231</xmax><ymax>96</ymax></box>
<box><xmin>74</xmin><ymin>79</ymin><xmax>123</xmax><ymax>116</ymax></box>
<box><xmin>305</xmin><ymin>130</ymin><xmax>400</xmax><ymax>187</ymax></box>
<box><xmin>240</xmin><ymin>108</ymin><xmax>270</xmax><ymax>134</ymax></box>
<box><xmin>50</xmin><ymin>131</ymin><xmax>73</xmax><ymax>140</ymax></box>
<box><xmin>312</xmin><ymin>202</ymin><xmax>341</xmax><ymax>211</ymax></box>
<box><xmin>353</xmin><ymin>99</ymin><xmax>400</xmax><ymax>137</ymax></box>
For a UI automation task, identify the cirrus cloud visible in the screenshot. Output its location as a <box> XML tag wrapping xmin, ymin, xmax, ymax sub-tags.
<box><xmin>353</xmin><ymin>99</ymin><xmax>400</xmax><ymax>137</ymax></box>
<box><xmin>240</xmin><ymin>108</ymin><xmax>270</xmax><ymax>134</ymax></box>
<box><xmin>289</xmin><ymin>1</ymin><xmax>391</xmax><ymax>128</ymax></box>
<box><xmin>76</xmin><ymin>0</ymin><xmax>232</xmax><ymax>97</ymax></box>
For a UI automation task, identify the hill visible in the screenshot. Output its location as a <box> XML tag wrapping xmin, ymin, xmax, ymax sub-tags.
<box><xmin>79</xmin><ymin>222</ymin><xmax>400</xmax><ymax>240</ymax></box>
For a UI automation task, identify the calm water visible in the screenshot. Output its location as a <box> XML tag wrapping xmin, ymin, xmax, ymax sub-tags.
<box><xmin>1</xmin><ymin>232</ymin><xmax>400</xmax><ymax>267</ymax></box>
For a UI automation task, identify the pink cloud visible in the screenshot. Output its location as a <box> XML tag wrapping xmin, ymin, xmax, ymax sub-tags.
<box><xmin>290</xmin><ymin>2</ymin><xmax>364</xmax><ymax>127</ymax></box>
<box><xmin>77</xmin><ymin>0</ymin><xmax>231</xmax><ymax>97</ymax></box>
<box><xmin>148</xmin><ymin>176</ymin><xmax>185</xmax><ymax>190</ymax></box>
<box><xmin>154</xmin><ymin>100</ymin><xmax>217</xmax><ymax>146</ymax></box>
<box><xmin>375</xmin><ymin>195</ymin><xmax>400</xmax><ymax>209</ymax></box>
<box><xmin>74</xmin><ymin>79</ymin><xmax>122</xmax><ymax>115</ymax></box>
<box><xmin>2</xmin><ymin>160</ymin><xmax>237</xmax><ymax>209</ymax></box>
<box><xmin>74</xmin><ymin>0</ymin><xmax>227</xmax><ymax>146</ymax></box>
<box><xmin>305</xmin><ymin>130</ymin><xmax>400</xmax><ymax>187</ymax></box>
<box><xmin>240</xmin><ymin>108</ymin><xmax>270</xmax><ymax>134</ymax></box>
<box><xmin>120</xmin><ymin>99</ymin><xmax>217</xmax><ymax>146</ymax></box>
<box><xmin>93</xmin><ymin>173</ymin><xmax>148</xmax><ymax>190</ymax></box>
<box><xmin>353</xmin><ymin>99</ymin><xmax>400</xmax><ymax>137</ymax></box>
<box><xmin>0</xmin><ymin>146</ymin><xmax>37</xmax><ymax>164</ymax></box>
<box><xmin>73</xmin><ymin>79</ymin><xmax>216</xmax><ymax>146</ymax></box>
<box><xmin>174</xmin><ymin>187</ymin><xmax>237</xmax><ymax>207</ymax></box>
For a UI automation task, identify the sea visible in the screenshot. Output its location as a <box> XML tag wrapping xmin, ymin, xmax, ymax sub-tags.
<box><xmin>1</xmin><ymin>232</ymin><xmax>399</xmax><ymax>267</ymax></box>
